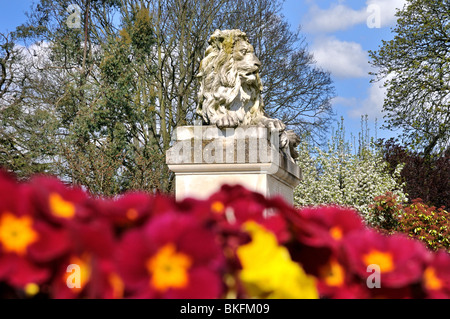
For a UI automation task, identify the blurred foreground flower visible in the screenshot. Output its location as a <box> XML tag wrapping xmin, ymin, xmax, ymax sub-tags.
<box><xmin>0</xmin><ymin>169</ymin><xmax>449</xmax><ymax>299</ymax></box>
<box><xmin>237</xmin><ymin>221</ymin><xmax>318</xmax><ymax>299</ymax></box>
<box><xmin>117</xmin><ymin>213</ymin><xmax>224</xmax><ymax>298</ymax></box>
<box><xmin>0</xmin><ymin>172</ymin><xmax>70</xmax><ymax>290</ymax></box>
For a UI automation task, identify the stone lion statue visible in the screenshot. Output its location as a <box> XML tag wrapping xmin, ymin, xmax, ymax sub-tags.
<box><xmin>197</xmin><ymin>29</ymin><xmax>300</xmax><ymax>159</ymax></box>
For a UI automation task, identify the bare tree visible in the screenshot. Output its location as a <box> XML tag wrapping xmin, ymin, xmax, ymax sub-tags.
<box><xmin>1</xmin><ymin>0</ymin><xmax>335</xmax><ymax>194</ymax></box>
<box><xmin>142</xmin><ymin>0</ymin><xmax>334</xmax><ymax>145</ymax></box>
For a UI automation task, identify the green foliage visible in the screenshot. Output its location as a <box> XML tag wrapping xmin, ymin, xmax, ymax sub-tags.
<box><xmin>57</xmin><ymin>4</ymin><xmax>169</xmax><ymax>195</ymax></box>
<box><xmin>0</xmin><ymin>102</ymin><xmax>60</xmax><ymax>178</ymax></box>
<box><xmin>369</xmin><ymin>0</ymin><xmax>450</xmax><ymax>156</ymax></box>
<box><xmin>0</xmin><ymin>0</ymin><xmax>171</xmax><ymax>195</ymax></box>
<box><xmin>1</xmin><ymin>0</ymin><xmax>335</xmax><ymax>196</ymax></box>
<box><xmin>294</xmin><ymin>117</ymin><xmax>408</xmax><ymax>222</ymax></box>
<box><xmin>398</xmin><ymin>199</ymin><xmax>450</xmax><ymax>252</ymax></box>
<box><xmin>0</xmin><ymin>32</ymin><xmax>60</xmax><ymax>178</ymax></box>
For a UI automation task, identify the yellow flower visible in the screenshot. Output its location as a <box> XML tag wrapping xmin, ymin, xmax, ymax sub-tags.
<box><xmin>237</xmin><ymin>221</ymin><xmax>318</xmax><ymax>299</ymax></box>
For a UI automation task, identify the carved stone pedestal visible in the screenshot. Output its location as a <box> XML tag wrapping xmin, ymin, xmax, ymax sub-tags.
<box><xmin>166</xmin><ymin>126</ymin><xmax>301</xmax><ymax>204</ymax></box>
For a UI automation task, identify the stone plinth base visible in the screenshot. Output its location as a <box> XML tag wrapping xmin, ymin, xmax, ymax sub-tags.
<box><xmin>166</xmin><ymin>126</ymin><xmax>301</xmax><ymax>204</ymax></box>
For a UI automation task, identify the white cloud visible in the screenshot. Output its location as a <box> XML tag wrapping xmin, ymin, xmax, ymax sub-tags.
<box><xmin>348</xmin><ymin>81</ymin><xmax>386</xmax><ymax>119</ymax></box>
<box><xmin>304</xmin><ymin>4</ymin><xmax>366</xmax><ymax>33</ymax></box>
<box><xmin>303</xmin><ymin>0</ymin><xmax>407</xmax><ymax>33</ymax></box>
<box><xmin>332</xmin><ymin>96</ymin><xmax>358</xmax><ymax>108</ymax></box>
<box><xmin>311</xmin><ymin>37</ymin><xmax>370</xmax><ymax>78</ymax></box>
<box><xmin>340</xmin><ymin>74</ymin><xmax>394</xmax><ymax>119</ymax></box>
<box><xmin>367</xmin><ymin>0</ymin><xmax>407</xmax><ymax>26</ymax></box>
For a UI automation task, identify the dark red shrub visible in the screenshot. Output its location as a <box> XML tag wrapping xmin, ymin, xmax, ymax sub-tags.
<box><xmin>378</xmin><ymin>138</ymin><xmax>449</xmax><ymax>210</ymax></box>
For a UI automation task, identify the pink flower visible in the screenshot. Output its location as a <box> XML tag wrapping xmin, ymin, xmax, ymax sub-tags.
<box><xmin>95</xmin><ymin>192</ymin><xmax>154</xmax><ymax>228</ymax></box>
<box><xmin>50</xmin><ymin>219</ymin><xmax>120</xmax><ymax>299</ymax></box>
<box><xmin>207</xmin><ymin>185</ymin><xmax>290</xmax><ymax>243</ymax></box>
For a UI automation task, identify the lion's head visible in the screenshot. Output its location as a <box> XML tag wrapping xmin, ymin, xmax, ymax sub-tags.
<box><xmin>197</xmin><ymin>29</ymin><xmax>266</xmax><ymax>128</ymax></box>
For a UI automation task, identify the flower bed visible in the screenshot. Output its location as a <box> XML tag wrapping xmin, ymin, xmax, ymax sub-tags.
<box><xmin>0</xmin><ymin>170</ymin><xmax>448</xmax><ymax>299</ymax></box>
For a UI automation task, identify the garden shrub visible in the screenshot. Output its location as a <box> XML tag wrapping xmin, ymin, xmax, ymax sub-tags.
<box><xmin>368</xmin><ymin>192</ymin><xmax>403</xmax><ymax>234</ymax></box>
<box><xmin>379</xmin><ymin>138</ymin><xmax>449</xmax><ymax>209</ymax></box>
<box><xmin>397</xmin><ymin>199</ymin><xmax>450</xmax><ymax>253</ymax></box>
<box><xmin>368</xmin><ymin>193</ymin><xmax>450</xmax><ymax>253</ymax></box>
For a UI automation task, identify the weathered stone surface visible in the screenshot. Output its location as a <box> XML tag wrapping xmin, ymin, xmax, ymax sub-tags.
<box><xmin>166</xmin><ymin>126</ymin><xmax>300</xmax><ymax>204</ymax></box>
<box><xmin>196</xmin><ymin>29</ymin><xmax>300</xmax><ymax>160</ymax></box>
<box><xmin>166</xmin><ymin>29</ymin><xmax>303</xmax><ymax>203</ymax></box>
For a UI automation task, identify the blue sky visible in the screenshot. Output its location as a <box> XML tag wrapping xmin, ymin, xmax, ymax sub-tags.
<box><xmin>0</xmin><ymin>0</ymin><xmax>30</xmax><ymax>33</ymax></box>
<box><xmin>282</xmin><ymin>0</ymin><xmax>408</xmax><ymax>143</ymax></box>
<box><xmin>0</xmin><ymin>0</ymin><xmax>407</xmax><ymax>145</ymax></box>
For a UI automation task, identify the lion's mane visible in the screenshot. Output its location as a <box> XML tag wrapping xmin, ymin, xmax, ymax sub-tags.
<box><xmin>196</xmin><ymin>29</ymin><xmax>265</xmax><ymax>126</ymax></box>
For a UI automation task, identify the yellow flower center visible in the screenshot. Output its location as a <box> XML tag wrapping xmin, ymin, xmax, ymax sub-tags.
<box><xmin>363</xmin><ymin>250</ymin><xmax>394</xmax><ymax>273</ymax></box>
<box><xmin>146</xmin><ymin>243</ymin><xmax>192</xmax><ymax>292</ymax></box>
<box><xmin>24</xmin><ymin>283</ymin><xmax>40</xmax><ymax>297</ymax></box>
<box><xmin>0</xmin><ymin>212</ymin><xmax>39</xmax><ymax>256</ymax></box>
<box><xmin>211</xmin><ymin>201</ymin><xmax>225</xmax><ymax>214</ymax></box>
<box><xmin>49</xmin><ymin>193</ymin><xmax>76</xmax><ymax>218</ymax></box>
<box><xmin>423</xmin><ymin>267</ymin><xmax>442</xmax><ymax>290</ymax></box>
<box><xmin>329</xmin><ymin>226</ymin><xmax>343</xmax><ymax>240</ymax></box>
<box><xmin>108</xmin><ymin>273</ymin><xmax>125</xmax><ymax>299</ymax></box>
<box><xmin>64</xmin><ymin>254</ymin><xmax>92</xmax><ymax>293</ymax></box>
<box><xmin>126</xmin><ymin>208</ymin><xmax>138</xmax><ymax>221</ymax></box>
<box><xmin>319</xmin><ymin>258</ymin><xmax>345</xmax><ymax>287</ymax></box>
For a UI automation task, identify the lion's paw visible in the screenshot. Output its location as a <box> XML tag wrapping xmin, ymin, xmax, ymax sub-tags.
<box><xmin>262</xmin><ymin>118</ymin><xmax>286</xmax><ymax>131</ymax></box>
<box><xmin>216</xmin><ymin>114</ymin><xmax>240</xmax><ymax>129</ymax></box>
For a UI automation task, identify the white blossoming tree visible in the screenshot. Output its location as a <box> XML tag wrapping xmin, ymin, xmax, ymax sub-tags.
<box><xmin>294</xmin><ymin>117</ymin><xmax>407</xmax><ymax>222</ymax></box>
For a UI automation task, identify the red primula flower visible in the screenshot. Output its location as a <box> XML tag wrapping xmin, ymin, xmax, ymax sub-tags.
<box><xmin>51</xmin><ymin>252</ymin><xmax>125</xmax><ymax>299</ymax></box>
<box><xmin>206</xmin><ymin>185</ymin><xmax>290</xmax><ymax>243</ymax></box>
<box><xmin>288</xmin><ymin>244</ymin><xmax>368</xmax><ymax>299</ymax></box>
<box><xmin>96</xmin><ymin>192</ymin><xmax>155</xmax><ymax>228</ymax></box>
<box><xmin>117</xmin><ymin>212</ymin><xmax>225</xmax><ymax>298</ymax></box>
<box><xmin>342</xmin><ymin>230</ymin><xmax>431</xmax><ymax>288</ymax></box>
<box><xmin>0</xmin><ymin>175</ymin><xmax>71</xmax><ymax>289</ymax></box>
<box><xmin>29</xmin><ymin>175</ymin><xmax>91</xmax><ymax>223</ymax></box>
<box><xmin>176</xmin><ymin>197</ymin><xmax>215</xmax><ymax>222</ymax></box>
<box><xmin>290</xmin><ymin>206</ymin><xmax>366</xmax><ymax>250</ymax></box>
<box><xmin>208</xmin><ymin>184</ymin><xmax>275</xmax><ymax>221</ymax></box>
<box><xmin>50</xmin><ymin>218</ymin><xmax>121</xmax><ymax>299</ymax></box>
<box><xmin>422</xmin><ymin>250</ymin><xmax>450</xmax><ymax>298</ymax></box>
